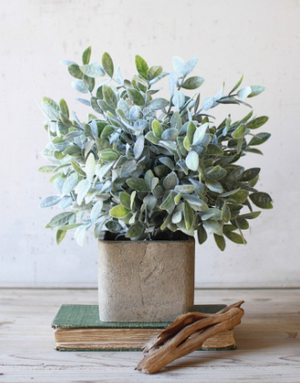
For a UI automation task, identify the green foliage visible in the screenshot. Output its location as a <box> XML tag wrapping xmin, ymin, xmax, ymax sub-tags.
<box><xmin>39</xmin><ymin>47</ymin><xmax>272</xmax><ymax>248</ymax></box>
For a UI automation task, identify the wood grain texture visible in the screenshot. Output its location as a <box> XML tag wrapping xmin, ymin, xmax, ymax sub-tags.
<box><xmin>0</xmin><ymin>289</ymin><xmax>299</xmax><ymax>382</ymax></box>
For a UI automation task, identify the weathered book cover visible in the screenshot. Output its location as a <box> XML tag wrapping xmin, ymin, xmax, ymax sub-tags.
<box><xmin>52</xmin><ymin>304</ymin><xmax>236</xmax><ymax>351</ymax></box>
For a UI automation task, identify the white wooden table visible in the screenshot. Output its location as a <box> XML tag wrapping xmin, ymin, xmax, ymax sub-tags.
<box><xmin>0</xmin><ymin>288</ymin><xmax>299</xmax><ymax>382</ymax></box>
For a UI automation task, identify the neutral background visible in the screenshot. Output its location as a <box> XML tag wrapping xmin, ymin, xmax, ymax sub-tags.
<box><xmin>0</xmin><ymin>0</ymin><xmax>299</xmax><ymax>288</ymax></box>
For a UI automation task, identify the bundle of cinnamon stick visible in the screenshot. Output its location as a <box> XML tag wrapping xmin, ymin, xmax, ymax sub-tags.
<box><xmin>136</xmin><ymin>301</ymin><xmax>244</xmax><ymax>374</ymax></box>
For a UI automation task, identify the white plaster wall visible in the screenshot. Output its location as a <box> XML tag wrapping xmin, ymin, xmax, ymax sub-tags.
<box><xmin>0</xmin><ymin>0</ymin><xmax>299</xmax><ymax>287</ymax></box>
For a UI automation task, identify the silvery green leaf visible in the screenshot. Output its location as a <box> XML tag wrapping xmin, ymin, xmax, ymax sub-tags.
<box><xmin>90</xmin><ymin>201</ymin><xmax>103</xmax><ymax>222</ymax></box>
<box><xmin>159</xmin><ymin>140</ymin><xmax>177</xmax><ymax>152</ymax></box>
<box><xmin>80</xmin><ymin>63</ymin><xmax>105</xmax><ymax>77</ymax></box>
<box><xmin>183</xmin><ymin>57</ymin><xmax>198</xmax><ymax>76</ymax></box>
<box><xmin>59</xmin><ymin>196</ymin><xmax>73</xmax><ymax>209</ymax></box>
<box><xmin>203</xmin><ymin>220</ymin><xmax>223</xmax><ymax>236</ymax></box>
<box><xmin>168</xmin><ymin>72</ymin><xmax>178</xmax><ymax>96</ymax></box>
<box><xmin>159</xmin><ymin>191</ymin><xmax>175</xmax><ymax>210</ymax></box>
<box><xmin>56</xmin><ymin>230</ymin><xmax>67</xmax><ymax>245</ymax></box>
<box><xmin>183</xmin><ymin>195</ymin><xmax>208</xmax><ymax>211</ymax></box>
<box><xmin>248</xmin><ymin>132</ymin><xmax>271</xmax><ymax>146</ymax></box>
<box><xmin>105</xmin><ymin>220</ymin><xmax>123</xmax><ymax>233</ymax></box>
<box><xmin>159</xmin><ymin>157</ymin><xmax>174</xmax><ymax>169</ymax></box>
<box><xmin>147</xmin><ymin>66</ymin><xmax>162</xmax><ymax>80</ymax></box>
<box><xmin>134</xmin><ymin>136</ymin><xmax>144</xmax><ymax>159</ymax></box>
<box><xmin>72</xmin><ymin>80</ymin><xmax>89</xmax><ymax>94</ymax></box>
<box><xmin>175</xmin><ymin>184</ymin><xmax>195</xmax><ymax>193</ymax></box>
<box><xmin>46</xmin><ymin>212</ymin><xmax>75</xmax><ymax>228</ymax></box>
<box><xmin>202</xmin><ymin>97</ymin><xmax>214</xmax><ymax>111</ymax></box>
<box><xmin>170</xmin><ymin>111</ymin><xmax>182</xmax><ymax>130</ymax></box>
<box><xmin>40</xmin><ymin>196</ymin><xmax>61</xmax><ymax>208</ymax></box>
<box><xmin>75</xmin><ymin>98</ymin><xmax>91</xmax><ymax>106</ymax></box>
<box><xmin>237</xmin><ymin>86</ymin><xmax>252</xmax><ymax>99</ymax></box>
<box><xmin>82</xmin><ymin>46</ymin><xmax>91</xmax><ymax>65</ymax></box>
<box><xmin>161</xmin><ymin>128</ymin><xmax>178</xmax><ymax>141</ymax></box>
<box><xmin>120</xmin><ymin>160</ymin><xmax>136</xmax><ymax>177</ymax></box>
<box><xmin>172</xmin><ymin>56</ymin><xmax>185</xmax><ymax>73</ymax></box>
<box><xmin>126</xmin><ymin>177</ymin><xmax>148</xmax><ymax>192</ymax></box>
<box><xmin>144</xmin><ymin>195</ymin><xmax>157</xmax><ymax>210</ymax></box>
<box><xmin>85</xmin><ymin>153</ymin><xmax>95</xmax><ymax>181</ymax></box>
<box><xmin>172</xmin><ymin>210</ymin><xmax>182</xmax><ymax>224</ymax></box>
<box><xmin>181</xmin><ymin>76</ymin><xmax>204</xmax><ymax>90</ymax></box>
<box><xmin>115</xmin><ymin>65</ymin><xmax>124</xmax><ymax>85</ymax></box>
<box><xmin>172</xmin><ymin>91</ymin><xmax>185</xmax><ymax>110</ymax></box>
<box><xmin>232</xmin><ymin>124</ymin><xmax>247</xmax><ymax>139</ymax></box>
<box><xmin>75</xmin><ymin>179</ymin><xmax>90</xmax><ymax>205</ymax></box>
<box><xmin>102</xmin><ymin>52</ymin><xmax>114</xmax><ymax>77</ymax></box>
<box><xmin>117</xmin><ymin>98</ymin><xmax>129</xmax><ymax>118</ymax></box>
<box><xmin>205</xmin><ymin>178</ymin><xmax>223</xmax><ymax>193</ymax></box>
<box><xmin>145</xmin><ymin>132</ymin><xmax>159</xmax><ymax>144</ymax></box>
<box><xmin>62</xmin><ymin>172</ymin><xmax>78</xmax><ymax>195</ymax></box>
<box><xmin>186</xmin><ymin>151</ymin><xmax>199</xmax><ymax>171</ymax></box>
<box><xmin>192</xmin><ymin>123</ymin><xmax>208</xmax><ymax>146</ymax></box>
<box><xmin>129</xmin><ymin>105</ymin><xmax>141</xmax><ymax>121</ymax></box>
<box><xmin>149</xmin><ymin>98</ymin><xmax>169</xmax><ymax>110</ymax></box>
<box><xmin>135</xmin><ymin>55</ymin><xmax>149</xmax><ymax>79</ymax></box>
<box><xmin>201</xmin><ymin>208</ymin><xmax>222</xmax><ymax>221</ymax></box>
<box><xmin>229</xmin><ymin>74</ymin><xmax>243</xmax><ymax>95</ymax></box>
<box><xmin>127</xmin><ymin>89</ymin><xmax>145</xmax><ymax>106</ymax></box>
<box><xmin>41</xmin><ymin>97</ymin><xmax>61</xmax><ymax>119</ymax></box>
<box><xmin>134</xmin><ymin>119</ymin><xmax>148</xmax><ymax>133</ymax></box>
<box><xmin>125</xmin><ymin>222</ymin><xmax>144</xmax><ymax>238</ymax></box>
<box><xmin>60</xmin><ymin>60</ymin><xmax>76</xmax><ymax>66</ymax></box>
<box><xmin>249</xmin><ymin>192</ymin><xmax>273</xmax><ymax>209</ymax></box>
<box><xmin>68</xmin><ymin>64</ymin><xmax>83</xmax><ymax>79</ymax></box>
<box><xmin>102</xmin><ymin>85</ymin><xmax>117</xmax><ymax>109</ymax></box>
<box><xmin>83</xmin><ymin>75</ymin><xmax>95</xmax><ymax>92</ymax></box>
<box><xmin>205</xmin><ymin>165</ymin><xmax>226</xmax><ymax>181</ymax></box>
<box><xmin>163</xmin><ymin>172</ymin><xmax>178</xmax><ymax>189</ymax></box>
<box><xmin>245</xmin><ymin>116</ymin><xmax>268</xmax><ymax>130</ymax></box>
<box><xmin>75</xmin><ymin>225</ymin><xmax>87</xmax><ymax>246</ymax></box>
<box><xmin>248</xmin><ymin>85</ymin><xmax>265</xmax><ymax>98</ymax></box>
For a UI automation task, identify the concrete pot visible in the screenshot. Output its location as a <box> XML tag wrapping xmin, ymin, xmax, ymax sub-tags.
<box><xmin>98</xmin><ymin>233</ymin><xmax>195</xmax><ymax>322</ymax></box>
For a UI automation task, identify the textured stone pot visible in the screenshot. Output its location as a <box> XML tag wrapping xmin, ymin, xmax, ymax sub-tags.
<box><xmin>98</xmin><ymin>233</ymin><xmax>195</xmax><ymax>322</ymax></box>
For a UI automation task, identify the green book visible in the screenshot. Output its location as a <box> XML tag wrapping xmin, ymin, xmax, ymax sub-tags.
<box><xmin>52</xmin><ymin>304</ymin><xmax>236</xmax><ymax>351</ymax></box>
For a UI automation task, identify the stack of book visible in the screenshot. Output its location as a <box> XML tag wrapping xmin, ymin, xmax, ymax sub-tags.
<box><xmin>52</xmin><ymin>304</ymin><xmax>236</xmax><ymax>351</ymax></box>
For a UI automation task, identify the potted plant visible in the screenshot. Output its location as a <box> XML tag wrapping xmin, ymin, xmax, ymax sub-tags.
<box><xmin>39</xmin><ymin>47</ymin><xmax>272</xmax><ymax>322</ymax></box>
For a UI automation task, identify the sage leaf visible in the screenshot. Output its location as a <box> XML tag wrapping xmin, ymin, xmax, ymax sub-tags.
<box><xmin>184</xmin><ymin>202</ymin><xmax>194</xmax><ymax>230</ymax></box>
<box><xmin>237</xmin><ymin>86</ymin><xmax>252</xmax><ymax>99</ymax></box>
<box><xmin>172</xmin><ymin>56</ymin><xmax>185</xmax><ymax>73</ymax></box>
<box><xmin>85</xmin><ymin>153</ymin><xmax>96</xmax><ymax>181</ymax></box>
<box><xmin>205</xmin><ymin>179</ymin><xmax>223</xmax><ymax>193</ymax></box>
<box><xmin>183</xmin><ymin>57</ymin><xmax>198</xmax><ymax>76</ymax></box>
<box><xmin>203</xmin><ymin>220</ymin><xmax>223</xmax><ymax>236</ymax></box>
<box><xmin>103</xmin><ymin>85</ymin><xmax>117</xmax><ymax>109</ymax></box>
<box><xmin>46</xmin><ymin>212</ymin><xmax>75</xmax><ymax>228</ymax></box>
<box><xmin>90</xmin><ymin>201</ymin><xmax>103</xmax><ymax>222</ymax></box>
<box><xmin>148</xmin><ymin>66</ymin><xmax>162</xmax><ymax>81</ymax></box>
<box><xmin>82</xmin><ymin>46</ymin><xmax>91</xmax><ymax>65</ymax></box>
<box><xmin>214</xmin><ymin>234</ymin><xmax>226</xmax><ymax>251</ymax></box>
<box><xmin>120</xmin><ymin>192</ymin><xmax>131</xmax><ymax>209</ymax></box>
<box><xmin>127</xmin><ymin>89</ymin><xmax>145</xmax><ymax>106</ymax></box>
<box><xmin>75</xmin><ymin>179</ymin><xmax>90</xmax><ymax>205</ymax></box>
<box><xmin>125</xmin><ymin>222</ymin><xmax>144</xmax><ymax>238</ymax></box>
<box><xmin>110</xmin><ymin>205</ymin><xmax>130</xmax><ymax>218</ymax></box>
<box><xmin>246</xmin><ymin>116</ymin><xmax>269</xmax><ymax>130</ymax></box>
<box><xmin>181</xmin><ymin>76</ymin><xmax>205</xmax><ymax>90</ymax></box>
<box><xmin>197</xmin><ymin>225</ymin><xmax>207</xmax><ymax>244</ymax></box>
<box><xmin>249</xmin><ymin>192</ymin><xmax>273</xmax><ymax>209</ymax></box>
<box><xmin>56</xmin><ymin>230</ymin><xmax>67</xmax><ymax>245</ymax></box>
<box><xmin>134</xmin><ymin>136</ymin><xmax>145</xmax><ymax>159</ymax></box>
<box><xmin>241</xmin><ymin>168</ymin><xmax>260</xmax><ymax>181</ymax></box>
<box><xmin>186</xmin><ymin>151</ymin><xmax>199</xmax><ymax>171</ymax></box>
<box><xmin>135</xmin><ymin>55</ymin><xmax>148</xmax><ymax>79</ymax></box>
<box><xmin>40</xmin><ymin>196</ymin><xmax>61</xmax><ymax>208</ymax></box>
<box><xmin>248</xmin><ymin>85</ymin><xmax>265</xmax><ymax>98</ymax></box>
<box><xmin>163</xmin><ymin>172</ymin><xmax>178</xmax><ymax>190</ymax></box>
<box><xmin>80</xmin><ymin>63</ymin><xmax>105</xmax><ymax>78</ymax></box>
<box><xmin>224</xmin><ymin>231</ymin><xmax>245</xmax><ymax>244</ymax></box>
<box><xmin>126</xmin><ymin>178</ymin><xmax>149</xmax><ymax>192</ymax></box>
<box><xmin>62</xmin><ymin>172</ymin><xmax>78</xmax><ymax>195</ymax></box>
<box><xmin>149</xmin><ymin>98</ymin><xmax>169</xmax><ymax>110</ymax></box>
<box><xmin>248</xmin><ymin>133</ymin><xmax>271</xmax><ymax>146</ymax></box>
<box><xmin>68</xmin><ymin>64</ymin><xmax>83</xmax><ymax>79</ymax></box>
<box><xmin>102</xmin><ymin>52</ymin><xmax>114</xmax><ymax>77</ymax></box>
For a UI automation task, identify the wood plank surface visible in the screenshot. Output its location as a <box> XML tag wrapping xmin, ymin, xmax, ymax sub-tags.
<box><xmin>0</xmin><ymin>289</ymin><xmax>299</xmax><ymax>382</ymax></box>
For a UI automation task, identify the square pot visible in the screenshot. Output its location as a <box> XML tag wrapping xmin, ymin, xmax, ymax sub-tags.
<box><xmin>98</xmin><ymin>233</ymin><xmax>195</xmax><ymax>322</ymax></box>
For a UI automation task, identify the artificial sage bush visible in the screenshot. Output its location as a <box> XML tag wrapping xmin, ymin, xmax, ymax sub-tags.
<box><xmin>39</xmin><ymin>47</ymin><xmax>272</xmax><ymax>250</ymax></box>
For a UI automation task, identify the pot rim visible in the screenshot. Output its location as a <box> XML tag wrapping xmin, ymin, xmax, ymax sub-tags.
<box><xmin>98</xmin><ymin>232</ymin><xmax>195</xmax><ymax>243</ymax></box>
